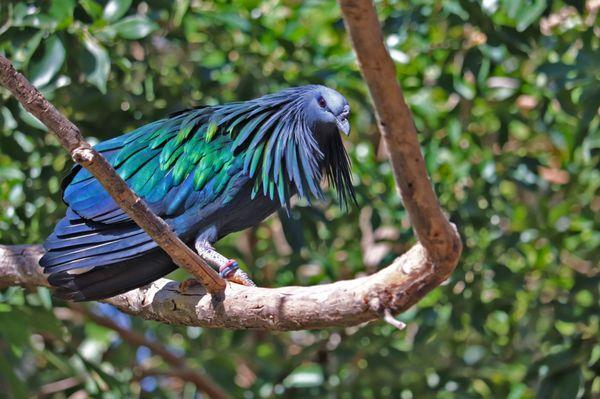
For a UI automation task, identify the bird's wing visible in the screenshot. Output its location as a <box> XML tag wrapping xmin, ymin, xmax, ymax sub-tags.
<box><xmin>65</xmin><ymin>96</ymin><xmax>324</xmax><ymax>226</ymax></box>
<box><xmin>63</xmin><ymin>110</ymin><xmax>244</xmax><ymax>225</ymax></box>
<box><xmin>42</xmin><ymin>107</ymin><xmax>250</xmax><ymax>275</ymax></box>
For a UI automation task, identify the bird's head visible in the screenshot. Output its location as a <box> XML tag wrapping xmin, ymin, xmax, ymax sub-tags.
<box><xmin>238</xmin><ymin>84</ymin><xmax>356</xmax><ymax>208</ymax></box>
<box><xmin>304</xmin><ymin>85</ymin><xmax>351</xmax><ymax>137</ymax></box>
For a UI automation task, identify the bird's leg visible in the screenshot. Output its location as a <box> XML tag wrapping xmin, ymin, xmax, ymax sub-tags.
<box><xmin>195</xmin><ymin>240</ymin><xmax>256</xmax><ymax>287</ymax></box>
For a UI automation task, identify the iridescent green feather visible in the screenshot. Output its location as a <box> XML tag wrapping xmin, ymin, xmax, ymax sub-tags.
<box><xmin>175</xmin><ymin>123</ymin><xmax>194</xmax><ymax>144</ymax></box>
<box><xmin>118</xmin><ymin>149</ymin><xmax>156</xmax><ymax>181</ymax></box>
<box><xmin>101</xmin><ymin>91</ymin><xmax>324</xmax><ymax>216</ymax></box>
<box><xmin>248</xmin><ymin>142</ymin><xmax>265</xmax><ymax>176</ymax></box>
<box><xmin>205</xmin><ymin>120</ymin><xmax>218</xmax><ymax>142</ymax></box>
<box><xmin>172</xmin><ymin>154</ymin><xmax>195</xmax><ymax>185</ymax></box>
<box><xmin>162</xmin><ymin>144</ymin><xmax>184</xmax><ymax>170</ymax></box>
<box><xmin>193</xmin><ymin>159</ymin><xmax>214</xmax><ymax>190</ymax></box>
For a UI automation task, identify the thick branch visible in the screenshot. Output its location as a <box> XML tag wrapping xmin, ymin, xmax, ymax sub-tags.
<box><xmin>339</xmin><ymin>0</ymin><xmax>462</xmax><ymax>273</ymax></box>
<box><xmin>2</xmin><ymin>243</ymin><xmax>439</xmax><ymax>329</ymax></box>
<box><xmin>66</xmin><ymin>304</ymin><xmax>229</xmax><ymax>399</ymax></box>
<box><xmin>0</xmin><ymin>55</ymin><xmax>224</xmax><ymax>294</ymax></box>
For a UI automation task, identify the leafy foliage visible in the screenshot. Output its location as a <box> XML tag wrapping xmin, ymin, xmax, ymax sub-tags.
<box><xmin>0</xmin><ymin>0</ymin><xmax>598</xmax><ymax>397</ymax></box>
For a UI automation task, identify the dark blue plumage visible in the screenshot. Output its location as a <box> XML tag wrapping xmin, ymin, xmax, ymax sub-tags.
<box><xmin>40</xmin><ymin>85</ymin><xmax>355</xmax><ymax>300</ymax></box>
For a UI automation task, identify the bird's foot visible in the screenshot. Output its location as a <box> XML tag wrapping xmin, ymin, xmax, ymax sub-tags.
<box><xmin>195</xmin><ymin>239</ymin><xmax>257</xmax><ymax>287</ymax></box>
<box><xmin>178</xmin><ymin>278</ymin><xmax>203</xmax><ymax>292</ymax></box>
<box><xmin>219</xmin><ymin>260</ymin><xmax>256</xmax><ymax>287</ymax></box>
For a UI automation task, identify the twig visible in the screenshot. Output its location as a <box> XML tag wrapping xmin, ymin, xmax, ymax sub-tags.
<box><xmin>0</xmin><ymin>55</ymin><xmax>225</xmax><ymax>294</ymax></box>
<box><xmin>39</xmin><ymin>377</ymin><xmax>81</xmax><ymax>396</ymax></box>
<box><xmin>359</xmin><ymin>206</ymin><xmax>392</xmax><ymax>272</ymax></box>
<box><xmin>67</xmin><ymin>303</ymin><xmax>229</xmax><ymax>399</ymax></box>
<box><xmin>382</xmin><ymin>308</ymin><xmax>406</xmax><ymax>330</ymax></box>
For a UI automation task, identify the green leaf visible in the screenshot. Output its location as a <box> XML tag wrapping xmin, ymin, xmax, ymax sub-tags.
<box><xmin>18</xmin><ymin>104</ymin><xmax>48</xmax><ymax>131</ymax></box>
<box><xmin>102</xmin><ymin>0</ymin><xmax>133</xmax><ymax>23</ymax></box>
<box><xmin>1</xmin><ymin>107</ymin><xmax>17</xmax><ymax>131</ymax></box>
<box><xmin>49</xmin><ymin>0</ymin><xmax>76</xmax><ymax>27</ymax></box>
<box><xmin>36</xmin><ymin>287</ymin><xmax>53</xmax><ymax>310</ymax></box>
<box><xmin>111</xmin><ymin>16</ymin><xmax>159</xmax><ymax>40</ymax></box>
<box><xmin>13</xmin><ymin>14</ymin><xmax>57</xmax><ymax>30</ymax></box>
<box><xmin>82</xmin><ymin>35</ymin><xmax>110</xmax><ymax>93</ymax></box>
<box><xmin>79</xmin><ymin>0</ymin><xmax>103</xmax><ymax>20</ymax></box>
<box><xmin>516</xmin><ymin>0</ymin><xmax>547</xmax><ymax>32</ymax></box>
<box><xmin>12</xmin><ymin>31</ymin><xmax>45</xmax><ymax>69</ymax></box>
<box><xmin>283</xmin><ymin>363</ymin><xmax>324</xmax><ymax>388</ymax></box>
<box><xmin>0</xmin><ymin>354</ymin><xmax>28</xmax><ymax>398</ymax></box>
<box><xmin>503</xmin><ymin>0</ymin><xmax>522</xmax><ymax>19</ymax></box>
<box><xmin>507</xmin><ymin>383</ymin><xmax>527</xmax><ymax>399</ymax></box>
<box><xmin>29</xmin><ymin>36</ymin><xmax>65</xmax><ymax>88</ymax></box>
<box><xmin>173</xmin><ymin>0</ymin><xmax>190</xmax><ymax>27</ymax></box>
<box><xmin>0</xmin><ymin>313</ymin><xmax>29</xmax><ymax>350</ymax></box>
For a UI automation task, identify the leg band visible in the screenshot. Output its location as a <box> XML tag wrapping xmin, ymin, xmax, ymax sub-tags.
<box><xmin>219</xmin><ymin>260</ymin><xmax>238</xmax><ymax>278</ymax></box>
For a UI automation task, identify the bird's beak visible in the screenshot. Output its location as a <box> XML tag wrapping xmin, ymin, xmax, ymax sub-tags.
<box><xmin>336</xmin><ymin>118</ymin><xmax>350</xmax><ymax>136</ymax></box>
<box><xmin>336</xmin><ymin>105</ymin><xmax>351</xmax><ymax>136</ymax></box>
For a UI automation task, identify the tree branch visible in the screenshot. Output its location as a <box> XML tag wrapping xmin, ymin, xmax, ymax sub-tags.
<box><xmin>0</xmin><ymin>0</ymin><xmax>461</xmax><ymax>330</ymax></box>
<box><xmin>0</xmin><ymin>55</ymin><xmax>225</xmax><ymax>294</ymax></box>
<box><xmin>2</xmin><ymin>243</ymin><xmax>444</xmax><ymax>329</ymax></box>
<box><xmin>339</xmin><ymin>0</ymin><xmax>462</xmax><ymax>273</ymax></box>
<box><xmin>65</xmin><ymin>304</ymin><xmax>229</xmax><ymax>399</ymax></box>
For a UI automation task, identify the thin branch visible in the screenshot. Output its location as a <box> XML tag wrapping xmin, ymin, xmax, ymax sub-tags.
<box><xmin>66</xmin><ymin>304</ymin><xmax>229</xmax><ymax>399</ymax></box>
<box><xmin>0</xmin><ymin>55</ymin><xmax>225</xmax><ymax>294</ymax></box>
<box><xmin>0</xmin><ymin>0</ymin><xmax>462</xmax><ymax>330</ymax></box>
<box><xmin>39</xmin><ymin>377</ymin><xmax>81</xmax><ymax>396</ymax></box>
<box><xmin>134</xmin><ymin>367</ymin><xmax>201</xmax><ymax>389</ymax></box>
<box><xmin>382</xmin><ymin>308</ymin><xmax>406</xmax><ymax>330</ymax></box>
<box><xmin>359</xmin><ymin>206</ymin><xmax>393</xmax><ymax>273</ymax></box>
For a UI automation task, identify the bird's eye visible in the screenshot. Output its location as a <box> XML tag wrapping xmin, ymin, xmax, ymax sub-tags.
<box><xmin>318</xmin><ymin>97</ymin><xmax>327</xmax><ymax>108</ymax></box>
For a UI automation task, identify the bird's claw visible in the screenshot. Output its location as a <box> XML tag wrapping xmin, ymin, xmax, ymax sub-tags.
<box><xmin>179</xmin><ymin>259</ymin><xmax>256</xmax><ymax>291</ymax></box>
<box><xmin>219</xmin><ymin>260</ymin><xmax>256</xmax><ymax>287</ymax></box>
<box><xmin>228</xmin><ymin>268</ymin><xmax>257</xmax><ymax>287</ymax></box>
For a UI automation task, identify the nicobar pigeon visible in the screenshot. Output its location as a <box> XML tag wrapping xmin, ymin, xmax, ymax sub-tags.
<box><xmin>40</xmin><ymin>85</ymin><xmax>355</xmax><ymax>301</ymax></box>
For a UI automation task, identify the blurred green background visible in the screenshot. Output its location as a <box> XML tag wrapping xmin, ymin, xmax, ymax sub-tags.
<box><xmin>0</xmin><ymin>0</ymin><xmax>598</xmax><ymax>398</ymax></box>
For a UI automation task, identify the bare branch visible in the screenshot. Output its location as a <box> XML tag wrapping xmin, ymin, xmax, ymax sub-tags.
<box><xmin>39</xmin><ymin>377</ymin><xmax>81</xmax><ymax>396</ymax></box>
<box><xmin>359</xmin><ymin>206</ymin><xmax>393</xmax><ymax>272</ymax></box>
<box><xmin>382</xmin><ymin>308</ymin><xmax>406</xmax><ymax>330</ymax></box>
<box><xmin>2</xmin><ymin>243</ymin><xmax>442</xmax><ymax>330</ymax></box>
<box><xmin>0</xmin><ymin>55</ymin><xmax>225</xmax><ymax>294</ymax></box>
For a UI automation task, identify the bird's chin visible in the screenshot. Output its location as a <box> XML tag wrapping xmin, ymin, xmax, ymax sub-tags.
<box><xmin>336</xmin><ymin>118</ymin><xmax>350</xmax><ymax>136</ymax></box>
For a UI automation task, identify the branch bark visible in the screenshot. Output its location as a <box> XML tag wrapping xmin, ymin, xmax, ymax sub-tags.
<box><xmin>0</xmin><ymin>55</ymin><xmax>225</xmax><ymax>294</ymax></box>
<box><xmin>0</xmin><ymin>0</ymin><xmax>461</xmax><ymax>330</ymax></box>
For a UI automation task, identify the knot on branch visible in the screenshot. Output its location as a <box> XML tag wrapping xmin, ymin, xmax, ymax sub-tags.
<box><xmin>71</xmin><ymin>146</ymin><xmax>95</xmax><ymax>165</ymax></box>
<box><xmin>427</xmin><ymin>222</ymin><xmax>462</xmax><ymax>281</ymax></box>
